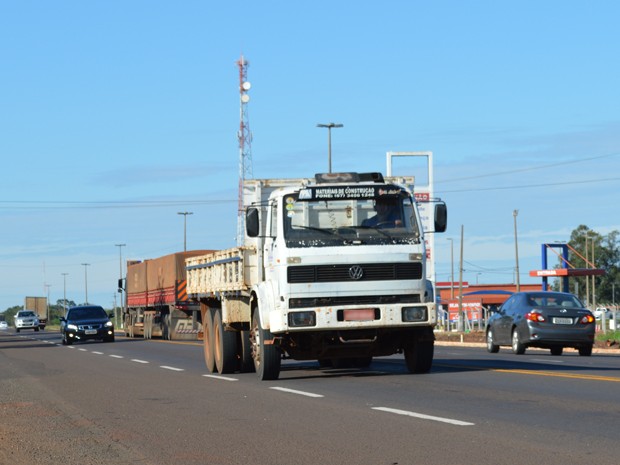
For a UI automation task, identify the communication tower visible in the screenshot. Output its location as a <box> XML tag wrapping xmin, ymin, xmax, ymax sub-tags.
<box><xmin>237</xmin><ymin>54</ymin><xmax>253</xmax><ymax>245</ymax></box>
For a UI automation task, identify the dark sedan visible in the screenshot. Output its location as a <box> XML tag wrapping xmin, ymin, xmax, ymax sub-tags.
<box><xmin>60</xmin><ymin>305</ymin><xmax>115</xmax><ymax>345</ymax></box>
<box><xmin>486</xmin><ymin>291</ymin><xmax>595</xmax><ymax>356</ymax></box>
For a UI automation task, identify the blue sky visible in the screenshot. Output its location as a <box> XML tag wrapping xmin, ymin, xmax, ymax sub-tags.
<box><xmin>1</xmin><ymin>1</ymin><xmax>619</xmax><ymax>311</ymax></box>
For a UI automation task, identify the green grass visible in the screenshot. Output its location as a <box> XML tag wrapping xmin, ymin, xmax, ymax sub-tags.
<box><xmin>595</xmin><ymin>330</ymin><xmax>620</xmax><ymax>343</ymax></box>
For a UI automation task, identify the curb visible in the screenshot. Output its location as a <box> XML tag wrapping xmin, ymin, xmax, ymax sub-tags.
<box><xmin>434</xmin><ymin>340</ymin><xmax>620</xmax><ymax>355</ymax></box>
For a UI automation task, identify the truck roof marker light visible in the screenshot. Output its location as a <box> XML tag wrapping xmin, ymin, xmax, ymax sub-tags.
<box><xmin>409</xmin><ymin>253</ymin><xmax>423</xmax><ymax>261</ymax></box>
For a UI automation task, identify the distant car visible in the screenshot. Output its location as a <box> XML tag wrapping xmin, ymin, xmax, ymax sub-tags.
<box><xmin>14</xmin><ymin>310</ymin><xmax>40</xmax><ymax>332</ymax></box>
<box><xmin>60</xmin><ymin>305</ymin><xmax>115</xmax><ymax>345</ymax></box>
<box><xmin>594</xmin><ymin>307</ymin><xmax>610</xmax><ymax>319</ymax></box>
<box><xmin>0</xmin><ymin>321</ymin><xmax>8</xmax><ymax>330</ymax></box>
<box><xmin>485</xmin><ymin>291</ymin><xmax>595</xmax><ymax>356</ymax></box>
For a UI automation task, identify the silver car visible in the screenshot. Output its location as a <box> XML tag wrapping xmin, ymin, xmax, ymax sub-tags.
<box><xmin>486</xmin><ymin>291</ymin><xmax>595</xmax><ymax>356</ymax></box>
<box><xmin>14</xmin><ymin>310</ymin><xmax>40</xmax><ymax>332</ymax></box>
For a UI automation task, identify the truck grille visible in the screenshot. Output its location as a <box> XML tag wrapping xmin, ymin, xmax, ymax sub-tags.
<box><xmin>289</xmin><ymin>294</ymin><xmax>421</xmax><ymax>309</ymax></box>
<box><xmin>287</xmin><ymin>262</ymin><xmax>423</xmax><ymax>283</ymax></box>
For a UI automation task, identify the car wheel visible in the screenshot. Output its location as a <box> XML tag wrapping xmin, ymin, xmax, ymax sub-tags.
<box><xmin>511</xmin><ymin>328</ymin><xmax>526</xmax><ymax>355</ymax></box>
<box><xmin>579</xmin><ymin>345</ymin><xmax>593</xmax><ymax>356</ymax></box>
<box><xmin>550</xmin><ymin>346</ymin><xmax>563</xmax><ymax>356</ymax></box>
<box><xmin>486</xmin><ymin>329</ymin><xmax>500</xmax><ymax>353</ymax></box>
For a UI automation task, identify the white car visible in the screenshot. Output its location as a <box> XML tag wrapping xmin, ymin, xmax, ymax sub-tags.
<box><xmin>14</xmin><ymin>310</ymin><xmax>40</xmax><ymax>332</ymax></box>
<box><xmin>0</xmin><ymin>321</ymin><xmax>8</xmax><ymax>330</ymax></box>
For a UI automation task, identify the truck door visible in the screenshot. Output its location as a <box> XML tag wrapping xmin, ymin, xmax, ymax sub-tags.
<box><xmin>263</xmin><ymin>201</ymin><xmax>279</xmax><ymax>286</ymax></box>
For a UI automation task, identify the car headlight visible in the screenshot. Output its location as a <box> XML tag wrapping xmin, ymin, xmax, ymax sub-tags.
<box><xmin>67</xmin><ymin>324</ymin><xmax>78</xmax><ymax>331</ymax></box>
<box><xmin>105</xmin><ymin>321</ymin><xmax>113</xmax><ymax>327</ymax></box>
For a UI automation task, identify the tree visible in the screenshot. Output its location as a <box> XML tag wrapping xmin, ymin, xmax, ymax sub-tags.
<box><xmin>562</xmin><ymin>225</ymin><xmax>620</xmax><ymax>306</ymax></box>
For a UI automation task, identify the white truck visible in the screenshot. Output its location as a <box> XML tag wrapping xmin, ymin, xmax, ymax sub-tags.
<box><xmin>186</xmin><ymin>172</ymin><xmax>447</xmax><ymax>380</ymax></box>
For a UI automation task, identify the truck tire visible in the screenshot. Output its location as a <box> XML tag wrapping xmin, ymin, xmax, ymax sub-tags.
<box><xmin>251</xmin><ymin>310</ymin><xmax>281</xmax><ymax>380</ymax></box>
<box><xmin>213</xmin><ymin>309</ymin><xmax>237</xmax><ymax>374</ymax></box>
<box><xmin>238</xmin><ymin>330</ymin><xmax>255</xmax><ymax>373</ymax></box>
<box><xmin>203</xmin><ymin>308</ymin><xmax>216</xmax><ymax>373</ymax></box>
<box><xmin>404</xmin><ymin>339</ymin><xmax>434</xmax><ymax>374</ymax></box>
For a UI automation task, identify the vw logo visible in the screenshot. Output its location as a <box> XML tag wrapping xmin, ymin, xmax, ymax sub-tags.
<box><xmin>348</xmin><ymin>265</ymin><xmax>364</xmax><ymax>280</ymax></box>
<box><xmin>560</xmin><ymin>309</ymin><xmax>567</xmax><ymax>313</ymax></box>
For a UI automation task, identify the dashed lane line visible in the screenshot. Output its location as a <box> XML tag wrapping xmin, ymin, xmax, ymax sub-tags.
<box><xmin>202</xmin><ymin>374</ymin><xmax>239</xmax><ymax>382</ymax></box>
<box><xmin>270</xmin><ymin>387</ymin><xmax>324</xmax><ymax>398</ymax></box>
<box><xmin>372</xmin><ymin>407</ymin><xmax>475</xmax><ymax>426</ymax></box>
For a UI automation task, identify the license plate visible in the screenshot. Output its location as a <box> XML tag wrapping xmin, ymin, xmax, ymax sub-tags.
<box><xmin>553</xmin><ymin>317</ymin><xmax>573</xmax><ymax>325</ymax></box>
<box><xmin>85</xmin><ymin>329</ymin><xmax>97</xmax><ymax>335</ymax></box>
<box><xmin>343</xmin><ymin>308</ymin><xmax>376</xmax><ymax>321</ymax></box>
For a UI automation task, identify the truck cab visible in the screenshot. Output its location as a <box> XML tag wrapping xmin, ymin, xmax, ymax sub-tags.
<box><xmin>245</xmin><ymin>172</ymin><xmax>446</xmax><ymax>378</ymax></box>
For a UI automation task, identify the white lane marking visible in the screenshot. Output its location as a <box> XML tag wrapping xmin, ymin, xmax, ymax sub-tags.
<box><xmin>109</xmin><ymin>355</ymin><xmax>124</xmax><ymax>359</ymax></box>
<box><xmin>530</xmin><ymin>358</ymin><xmax>564</xmax><ymax>364</ymax></box>
<box><xmin>66</xmin><ymin>346</ymin><xmax>76</xmax><ymax>349</ymax></box>
<box><xmin>160</xmin><ymin>365</ymin><xmax>184</xmax><ymax>372</ymax></box>
<box><xmin>372</xmin><ymin>407</ymin><xmax>474</xmax><ymax>426</ymax></box>
<box><xmin>131</xmin><ymin>359</ymin><xmax>149</xmax><ymax>364</ymax></box>
<box><xmin>270</xmin><ymin>387</ymin><xmax>324</xmax><ymax>398</ymax></box>
<box><xmin>91</xmin><ymin>351</ymin><xmax>104</xmax><ymax>355</ymax></box>
<box><xmin>203</xmin><ymin>374</ymin><xmax>238</xmax><ymax>382</ymax></box>
<box><xmin>78</xmin><ymin>348</ymin><xmax>88</xmax><ymax>352</ymax></box>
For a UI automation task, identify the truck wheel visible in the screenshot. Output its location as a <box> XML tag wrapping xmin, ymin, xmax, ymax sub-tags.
<box><xmin>404</xmin><ymin>340</ymin><xmax>434</xmax><ymax>374</ymax></box>
<box><xmin>214</xmin><ymin>309</ymin><xmax>237</xmax><ymax>374</ymax></box>
<box><xmin>203</xmin><ymin>308</ymin><xmax>216</xmax><ymax>373</ymax></box>
<box><xmin>238</xmin><ymin>330</ymin><xmax>255</xmax><ymax>373</ymax></box>
<box><xmin>251</xmin><ymin>310</ymin><xmax>281</xmax><ymax>380</ymax></box>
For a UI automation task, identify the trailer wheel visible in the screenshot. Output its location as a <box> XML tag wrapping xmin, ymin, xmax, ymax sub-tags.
<box><xmin>213</xmin><ymin>309</ymin><xmax>237</xmax><ymax>374</ymax></box>
<box><xmin>238</xmin><ymin>330</ymin><xmax>255</xmax><ymax>373</ymax></box>
<box><xmin>203</xmin><ymin>308</ymin><xmax>216</xmax><ymax>373</ymax></box>
<box><xmin>250</xmin><ymin>310</ymin><xmax>281</xmax><ymax>380</ymax></box>
<box><xmin>404</xmin><ymin>339</ymin><xmax>434</xmax><ymax>374</ymax></box>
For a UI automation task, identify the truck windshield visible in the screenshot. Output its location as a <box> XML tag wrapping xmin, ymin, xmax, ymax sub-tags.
<box><xmin>283</xmin><ymin>191</ymin><xmax>421</xmax><ymax>248</ymax></box>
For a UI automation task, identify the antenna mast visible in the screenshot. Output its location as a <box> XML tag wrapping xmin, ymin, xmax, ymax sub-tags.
<box><xmin>237</xmin><ymin>54</ymin><xmax>253</xmax><ymax>245</ymax></box>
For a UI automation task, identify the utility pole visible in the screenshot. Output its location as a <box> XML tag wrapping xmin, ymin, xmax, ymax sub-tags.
<box><xmin>457</xmin><ymin>225</ymin><xmax>465</xmax><ymax>332</ymax></box>
<box><xmin>513</xmin><ymin>210</ymin><xmax>520</xmax><ymax>292</ymax></box>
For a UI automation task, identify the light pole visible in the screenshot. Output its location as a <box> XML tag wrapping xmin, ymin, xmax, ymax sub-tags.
<box><xmin>177</xmin><ymin>212</ymin><xmax>193</xmax><ymax>252</ymax></box>
<box><xmin>82</xmin><ymin>263</ymin><xmax>90</xmax><ymax>304</ymax></box>
<box><xmin>44</xmin><ymin>283</ymin><xmax>51</xmax><ymax>325</ymax></box>
<box><xmin>115</xmin><ymin>244</ymin><xmax>126</xmax><ymax>328</ymax></box>
<box><xmin>317</xmin><ymin>122</ymin><xmax>343</xmax><ymax>173</ymax></box>
<box><xmin>61</xmin><ymin>273</ymin><xmax>68</xmax><ymax>314</ymax></box>
<box><xmin>513</xmin><ymin>210</ymin><xmax>520</xmax><ymax>292</ymax></box>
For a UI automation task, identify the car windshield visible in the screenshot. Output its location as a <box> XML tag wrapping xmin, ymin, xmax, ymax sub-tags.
<box><xmin>68</xmin><ymin>307</ymin><xmax>107</xmax><ymax>320</ymax></box>
<box><xmin>283</xmin><ymin>190</ymin><xmax>422</xmax><ymax>248</ymax></box>
<box><xmin>19</xmin><ymin>311</ymin><xmax>36</xmax><ymax>317</ymax></box>
<box><xmin>526</xmin><ymin>293</ymin><xmax>584</xmax><ymax>308</ymax></box>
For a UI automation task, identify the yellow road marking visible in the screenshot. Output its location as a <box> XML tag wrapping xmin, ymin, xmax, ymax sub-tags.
<box><xmin>436</xmin><ymin>363</ymin><xmax>620</xmax><ymax>382</ymax></box>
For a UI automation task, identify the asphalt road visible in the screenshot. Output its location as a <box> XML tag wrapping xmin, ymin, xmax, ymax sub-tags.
<box><xmin>1</xmin><ymin>329</ymin><xmax>619</xmax><ymax>465</ymax></box>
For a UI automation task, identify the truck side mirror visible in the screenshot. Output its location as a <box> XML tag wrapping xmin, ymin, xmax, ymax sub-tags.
<box><xmin>434</xmin><ymin>203</ymin><xmax>447</xmax><ymax>233</ymax></box>
<box><xmin>246</xmin><ymin>208</ymin><xmax>259</xmax><ymax>237</ymax></box>
<box><xmin>117</xmin><ymin>278</ymin><xmax>124</xmax><ymax>292</ymax></box>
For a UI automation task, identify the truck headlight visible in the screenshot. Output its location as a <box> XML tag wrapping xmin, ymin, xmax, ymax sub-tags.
<box><xmin>288</xmin><ymin>311</ymin><xmax>316</xmax><ymax>327</ymax></box>
<box><xmin>402</xmin><ymin>306</ymin><xmax>427</xmax><ymax>322</ymax></box>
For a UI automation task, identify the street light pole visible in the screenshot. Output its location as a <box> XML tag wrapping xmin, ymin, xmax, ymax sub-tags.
<box><xmin>115</xmin><ymin>244</ymin><xmax>126</xmax><ymax>329</ymax></box>
<box><xmin>446</xmin><ymin>238</ymin><xmax>454</xmax><ymax>299</ymax></box>
<box><xmin>61</xmin><ymin>273</ymin><xmax>68</xmax><ymax>314</ymax></box>
<box><xmin>177</xmin><ymin>212</ymin><xmax>193</xmax><ymax>252</ymax></box>
<box><xmin>513</xmin><ymin>210</ymin><xmax>520</xmax><ymax>292</ymax></box>
<box><xmin>81</xmin><ymin>263</ymin><xmax>90</xmax><ymax>304</ymax></box>
<box><xmin>317</xmin><ymin>123</ymin><xmax>343</xmax><ymax>173</ymax></box>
